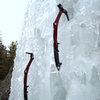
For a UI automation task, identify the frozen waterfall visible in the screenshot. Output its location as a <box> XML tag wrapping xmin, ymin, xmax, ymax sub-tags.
<box><xmin>9</xmin><ymin>0</ymin><xmax>100</xmax><ymax>100</ymax></box>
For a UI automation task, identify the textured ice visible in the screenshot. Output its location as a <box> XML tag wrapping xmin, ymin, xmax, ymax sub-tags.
<box><xmin>9</xmin><ymin>0</ymin><xmax>100</xmax><ymax>100</ymax></box>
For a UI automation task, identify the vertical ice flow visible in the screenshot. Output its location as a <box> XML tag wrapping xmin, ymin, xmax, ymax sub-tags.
<box><xmin>9</xmin><ymin>0</ymin><xmax>100</xmax><ymax>100</ymax></box>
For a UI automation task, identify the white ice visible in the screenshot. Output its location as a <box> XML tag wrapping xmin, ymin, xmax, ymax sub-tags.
<box><xmin>9</xmin><ymin>0</ymin><xmax>100</xmax><ymax>100</ymax></box>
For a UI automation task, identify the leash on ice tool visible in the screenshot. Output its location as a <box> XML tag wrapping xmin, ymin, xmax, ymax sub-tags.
<box><xmin>53</xmin><ymin>4</ymin><xmax>69</xmax><ymax>71</ymax></box>
<box><xmin>24</xmin><ymin>52</ymin><xmax>34</xmax><ymax>100</ymax></box>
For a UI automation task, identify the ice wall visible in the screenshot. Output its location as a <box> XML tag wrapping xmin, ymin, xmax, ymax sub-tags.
<box><xmin>9</xmin><ymin>0</ymin><xmax>100</xmax><ymax>100</ymax></box>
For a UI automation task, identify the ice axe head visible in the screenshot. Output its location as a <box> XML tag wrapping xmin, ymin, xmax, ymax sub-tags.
<box><xmin>57</xmin><ymin>4</ymin><xmax>63</xmax><ymax>10</ymax></box>
<box><xmin>26</xmin><ymin>52</ymin><xmax>34</xmax><ymax>59</ymax></box>
<box><xmin>57</xmin><ymin>4</ymin><xmax>69</xmax><ymax>21</ymax></box>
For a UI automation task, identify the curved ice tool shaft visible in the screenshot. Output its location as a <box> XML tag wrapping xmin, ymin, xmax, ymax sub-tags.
<box><xmin>53</xmin><ymin>4</ymin><xmax>70</xmax><ymax>71</ymax></box>
<box><xmin>24</xmin><ymin>52</ymin><xmax>34</xmax><ymax>100</ymax></box>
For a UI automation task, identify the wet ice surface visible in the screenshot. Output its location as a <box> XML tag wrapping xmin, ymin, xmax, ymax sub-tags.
<box><xmin>9</xmin><ymin>0</ymin><xmax>100</xmax><ymax>100</ymax></box>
